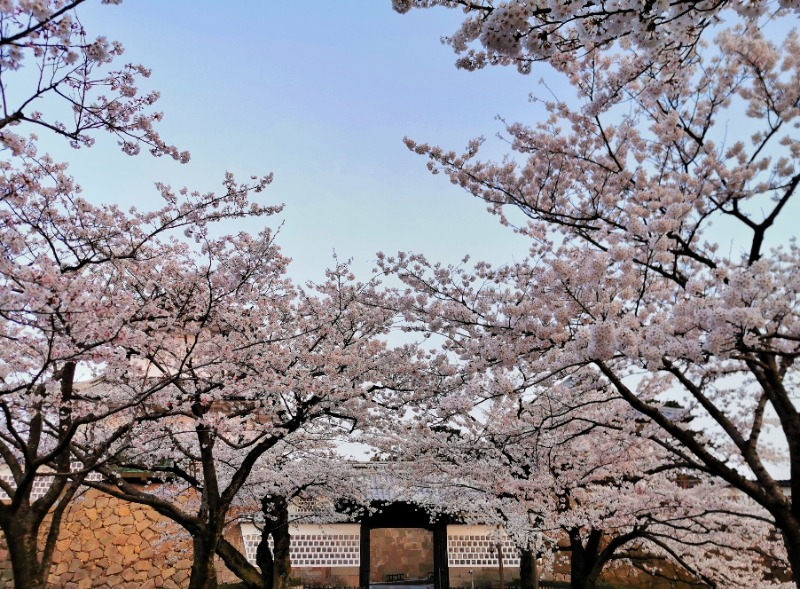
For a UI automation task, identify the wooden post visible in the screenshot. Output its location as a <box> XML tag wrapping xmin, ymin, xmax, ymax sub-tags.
<box><xmin>496</xmin><ymin>543</ymin><xmax>505</xmax><ymax>589</ymax></box>
<box><xmin>360</xmin><ymin>522</ymin><xmax>370</xmax><ymax>589</ymax></box>
<box><xmin>432</xmin><ymin>523</ymin><xmax>450</xmax><ymax>589</ymax></box>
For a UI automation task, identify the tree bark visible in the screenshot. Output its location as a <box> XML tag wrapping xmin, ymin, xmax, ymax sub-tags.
<box><xmin>218</xmin><ymin>537</ymin><xmax>265</xmax><ymax>589</ymax></box>
<box><xmin>519</xmin><ymin>548</ymin><xmax>538</xmax><ymax>589</ymax></box>
<box><xmin>0</xmin><ymin>362</ymin><xmax>80</xmax><ymax>589</ymax></box>
<box><xmin>780</xmin><ymin>524</ymin><xmax>800</xmax><ymax>588</ymax></box>
<box><xmin>271</xmin><ymin>497</ymin><xmax>292</xmax><ymax>589</ymax></box>
<box><xmin>2</xmin><ymin>489</ymin><xmax>77</xmax><ymax>589</ymax></box>
<box><xmin>256</xmin><ymin>525</ymin><xmax>275</xmax><ymax>589</ymax></box>
<box><xmin>189</xmin><ymin>533</ymin><xmax>221</xmax><ymax>589</ymax></box>
<box><xmin>4</xmin><ymin>516</ymin><xmax>47</xmax><ymax>589</ymax></box>
<box><xmin>257</xmin><ymin>494</ymin><xmax>292</xmax><ymax>589</ymax></box>
<box><xmin>568</xmin><ymin>530</ymin><xmax>602</xmax><ymax>589</ymax></box>
<box><xmin>0</xmin><ymin>471</ymin><xmax>78</xmax><ymax>589</ymax></box>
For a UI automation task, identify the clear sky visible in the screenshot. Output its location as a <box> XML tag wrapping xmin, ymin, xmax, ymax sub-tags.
<box><xmin>27</xmin><ymin>2</ymin><xmax>795</xmax><ymax>283</ymax></box>
<box><xmin>41</xmin><ymin>1</ymin><xmax>565</xmax><ymax>284</ymax></box>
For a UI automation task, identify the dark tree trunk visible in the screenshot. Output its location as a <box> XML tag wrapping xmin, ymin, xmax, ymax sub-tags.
<box><xmin>218</xmin><ymin>537</ymin><xmax>264</xmax><ymax>589</ymax></box>
<box><xmin>568</xmin><ymin>530</ymin><xmax>603</xmax><ymax>589</ymax></box>
<box><xmin>256</xmin><ymin>526</ymin><xmax>275</xmax><ymax>589</ymax></box>
<box><xmin>259</xmin><ymin>494</ymin><xmax>292</xmax><ymax>589</ymax></box>
<box><xmin>5</xmin><ymin>515</ymin><xmax>47</xmax><ymax>589</ymax></box>
<box><xmin>189</xmin><ymin>533</ymin><xmax>221</xmax><ymax>589</ymax></box>
<box><xmin>519</xmin><ymin>548</ymin><xmax>538</xmax><ymax>589</ymax></box>
<box><xmin>0</xmin><ymin>476</ymin><xmax>78</xmax><ymax>589</ymax></box>
<box><xmin>781</xmin><ymin>524</ymin><xmax>800</xmax><ymax>589</ymax></box>
<box><xmin>3</xmin><ymin>491</ymin><xmax>75</xmax><ymax>589</ymax></box>
<box><xmin>0</xmin><ymin>362</ymin><xmax>79</xmax><ymax>589</ymax></box>
<box><xmin>271</xmin><ymin>497</ymin><xmax>292</xmax><ymax>589</ymax></box>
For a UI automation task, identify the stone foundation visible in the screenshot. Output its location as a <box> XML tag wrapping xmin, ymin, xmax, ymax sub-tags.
<box><xmin>0</xmin><ymin>487</ymin><xmax>243</xmax><ymax>589</ymax></box>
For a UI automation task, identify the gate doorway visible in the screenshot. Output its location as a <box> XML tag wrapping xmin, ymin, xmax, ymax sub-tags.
<box><xmin>357</xmin><ymin>501</ymin><xmax>450</xmax><ymax>589</ymax></box>
<box><xmin>369</xmin><ymin>527</ymin><xmax>433</xmax><ymax>587</ymax></box>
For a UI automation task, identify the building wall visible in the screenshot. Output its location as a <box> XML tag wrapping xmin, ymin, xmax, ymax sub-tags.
<box><xmin>0</xmin><ymin>493</ymin><xmax>724</xmax><ymax>589</ymax></box>
<box><xmin>446</xmin><ymin>525</ymin><xmax>522</xmax><ymax>588</ymax></box>
<box><xmin>240</xmin><ymin>522</ymin><xmax>362</xmax><ymax>587</ymax></box>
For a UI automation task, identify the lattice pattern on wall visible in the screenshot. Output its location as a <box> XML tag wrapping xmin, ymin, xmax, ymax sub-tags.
<box><xmin>0</xmin><ymin>472</ymin><xmax>52</xmax><ymax>500</ymax></box>
<box><xmin>0</xmin><ymin>464</ymin><xmax>102</xmax><ymax>501</ymax></box>
<box><xmin>240</xmin><ymin>523</ymin><xmax>361</xmax><ymax>568</ymax></box>
<box><xmin>447</xmin><ymin>526</ymin><xmax>520</xmax><ymax>568</ymax></box>
<box><xmin>69</xmin><ymin>461</ymin><xmax>103</xmax><ymax>482</ymax></box>
<box><xmin>291</xmin><ymin>498</ymin><xmax>320</xmax><ymax>518</ymax></box>
<box><xmin>290</xmin><ymin>531</ymin><xmax>360</xmax><ymax>566</ymax></box>
<box><xmin>241</xmin><ymin>527</ymin><xmax>268</xmax><ymax>565</ymax></box>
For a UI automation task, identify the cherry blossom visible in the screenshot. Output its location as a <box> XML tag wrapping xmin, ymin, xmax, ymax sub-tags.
<box><xmin>0</xmin><ymin>150</ymin><xmax>284</xmax><ymax>589</ymax></box>
<box><xmin>387</xmin><ymin>6</ymin><xmax>800</xmax><ymax>587</ymax></box>
<box><xmin>73</xmin><ymin>261</ymin><xmax>440</xmax><ymax>589</ymax></box>
<box><xmin>0</xmin><ymin>2</ymin><xmax>279</xmax><ymax>587</ymax></box>
<box><xmin>372</xmin><ymin>369</ymin><xmax>787</xmax><ymax>588</ymax></box>
<box><xmin>393</xmin><ymin>0</ymin><xmax>800</xmax><ymax>75</ymax></box>
<box><xmin>0</xmin><ymin>0</ymin><xmax>188</xmax><ymax>161</ymax></box>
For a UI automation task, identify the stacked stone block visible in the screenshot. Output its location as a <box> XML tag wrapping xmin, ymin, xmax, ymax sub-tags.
<box><xmin>0</xmin><ymin>488</ymin><xmax>241</xmax><ymax>588</ymax></box>
<box><xmin>370</xmin><ymin>528</ymin><xmax>434</xmax><ymax>583</ymax></box>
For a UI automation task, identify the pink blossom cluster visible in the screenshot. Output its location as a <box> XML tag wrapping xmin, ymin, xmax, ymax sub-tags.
<box><xmin>386</xmin><ymin>3</ymin><xmax>800</xmax><ymax>586</ymax></box>
<box><xmin>0</xmin><ymin>0</ymin><xmax>188</xmax><ymax>161</ymax></box>
<box><xmin>394</xmin><ymin>0</ymin><xmax>800</xmax><ymax>74</ymax></box>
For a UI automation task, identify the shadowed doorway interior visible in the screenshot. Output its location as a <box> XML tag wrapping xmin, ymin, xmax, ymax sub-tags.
<box><xmin>370</xmin><ymin>527</ymin><xmax>434</xmax><ymax>585</ymax></box>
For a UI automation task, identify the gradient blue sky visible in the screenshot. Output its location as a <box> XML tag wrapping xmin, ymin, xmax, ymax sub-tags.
<box><xmin>44</xmin><ymin>1</ymin><xmax>563</xmax><ymax>284</ymax></box>
<box><xmin>24</xmin><ymin>2</ymin><xmax>797</xmax><ymax>284</ymax></box>
<box><xmin>29</xmin><ymin>1</ymin><xmax>795</xmax><ymax>285</ymax></box>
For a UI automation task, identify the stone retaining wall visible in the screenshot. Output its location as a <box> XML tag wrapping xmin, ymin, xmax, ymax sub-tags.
<box><xmin>0</xmin><ymin>487</ymin><xmax>242</xmax><ymax>589</ymax></box>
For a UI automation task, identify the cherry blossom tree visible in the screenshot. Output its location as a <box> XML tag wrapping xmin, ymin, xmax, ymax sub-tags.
<box><xmin>387</xmin><ymin>2</ymin><xmax>800</xmax><ymax>585</ymax></box>
<box><xmin>0</xmin><ymin>155</ymin><xmax>279</xmax><ymax>589</ymax></box>
<box><xmin>0</xmin><ymin>2</ymin><xmax>282</xmax><ymax>588</ymax></box>
<box><xmin>236</xmin><ymin>447</ymin><xmax>367</xmax><ymax>589</ymax></box>
<box><xmin>78</xmin><ymin>263</ymin><xmax>435</xmax><ymax>589</ymax></box>
<box><xmin>1</xmin><ymin>153</ymin><xmax>280</xmax><ymax>589</ymax></box>
<box><xmin>375</xmin><ymin>370</ymin><xmax>786</xmax><ymax>588</ymax></box>
<box><xmin>0</xmin><ymin>5</ymin><xmax>441</xmax><ymax>589</ymax></box>
<box><xmin>392</xmin><ymin>0</ymin><xmax>800</xmax><ymax>74</ymax></box>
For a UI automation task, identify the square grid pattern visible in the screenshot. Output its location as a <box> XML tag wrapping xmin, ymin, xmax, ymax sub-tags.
<box><xmin>447</xmin><ymin>534</ymin><xmax>520</xmax><ymax>568</ymax></box>
<box><xmin>0</xmin><ymin>463</ymin><xmax>102</xmax><ymax>501</ymax></box>
<box><xmin>289</xmin><ymin>533</ymin><xmax>360</xmax><ymax>566</ymax></box>
<box><xmin>241</xmin><ymin>527</ymin><xmax>360</xmax><ymax>568</ymax></box>
<box><xmin>0</xmin><ymin>472</ymin><xmax>51</xmax><ymax>500</ymax></box>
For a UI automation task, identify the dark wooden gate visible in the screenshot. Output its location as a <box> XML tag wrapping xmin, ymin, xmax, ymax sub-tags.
<box><xmin>356</xmin><ymin>501</ymin><xmax>450</xmax><ymax>589</ymax></box>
